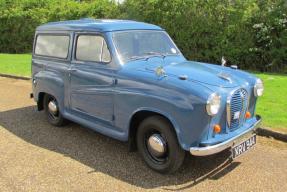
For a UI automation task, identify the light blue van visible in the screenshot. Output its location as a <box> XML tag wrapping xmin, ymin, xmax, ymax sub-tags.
<box><xmin>31</xmin><ymin>19</ymin><xmax>263</xmax><ymax>173</ymax></box>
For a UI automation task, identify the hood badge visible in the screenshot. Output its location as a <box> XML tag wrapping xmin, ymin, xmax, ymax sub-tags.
<box><xmin>155</xmin><ymin>66</ymin><xmax>166</xmax><ymax>77</ymax></box>
<box><xmin>218</xmin><ymin>72</ymin><xmax>232</xmax><ymax>83</ymax></box>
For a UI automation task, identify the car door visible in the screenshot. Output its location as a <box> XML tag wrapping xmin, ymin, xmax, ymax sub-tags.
<box><xmin>68</xmin><ymin>32</ymin><xmax>115</xmax><ymax>125</ymax></box>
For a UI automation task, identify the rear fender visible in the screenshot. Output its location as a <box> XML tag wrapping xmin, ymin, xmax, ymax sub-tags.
<box><xmin>33</xmin><ymin>71</ymin><xmax>65</xmax><ymax>111</ymax></box>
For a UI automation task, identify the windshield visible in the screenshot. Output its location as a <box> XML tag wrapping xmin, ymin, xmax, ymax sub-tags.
<box><xmin>112</xmin><ymin>30</ymin><xmax>180</xmax><ymax>63</ymax></box>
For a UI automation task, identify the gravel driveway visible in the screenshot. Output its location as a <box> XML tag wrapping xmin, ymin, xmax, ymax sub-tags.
<box><xmin>0</xmin><ymin>77</ymin><xmax>286</xmax><ymax>192</ymax></box>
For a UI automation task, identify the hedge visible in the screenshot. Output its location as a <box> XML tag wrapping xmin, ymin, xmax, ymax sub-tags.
<box><xmin>120</xmin><ymin>0</ymin><xmax>287</xmax><ymax>72</ymax></box>
<box><xmin>0</xmin><ymin>0</ymin><xmax>119</xmax><ymax>53</ymax></box>
<box><xmin>0</xmin><ymin>0</ymin><xmax>286</xmax><ymax>72</ymax></box>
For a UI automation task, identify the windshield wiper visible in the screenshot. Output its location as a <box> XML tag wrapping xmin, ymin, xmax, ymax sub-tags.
<box><xmin>127</xmin><ymin>52</ymin><xmax>175</xmax><ymax>62</ymax></box>
<box><xmin>127</xmin><ymin>55</ymin><xmax>149</xmax><ymax>61</ymax></box>
<box><xmin>127</xmin><ymin>53</ymin><xmax>165</xmax><ymax>61</ymax></box>
<box><xmin>144</xmin><ymin>52</ymin><xmax>167</xmax><ymax>60</ymax></box>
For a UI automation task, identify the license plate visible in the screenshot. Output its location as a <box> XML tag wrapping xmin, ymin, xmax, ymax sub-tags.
<box><xmin>232</xmin><ymin>134</ymin><xmax>256</xmax><ymax>159</ymax></box>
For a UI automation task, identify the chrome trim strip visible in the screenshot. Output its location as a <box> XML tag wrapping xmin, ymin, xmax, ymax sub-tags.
<box><xmin>190</xmin><ymin>115</ymin><xmax>261</xmax><ymax>156</ymax></box>
<box><xmin>218</xmin><ymin>72</ymin><xmax>232</xmax><ymax>83</ymax></box>
<box><xmin>226</xmin><ymin>96</ymin><xmax>231</xmax><ymax>127</ymax></box>
<box><xmin>238</xmin><ymin>89</ymin><xmax>248</xmax><ymax>128</ymax></box>
<box><xmin>100</xmin><ymin>39</ymin><xmax>104</xmax><ymax>62</ymax></box>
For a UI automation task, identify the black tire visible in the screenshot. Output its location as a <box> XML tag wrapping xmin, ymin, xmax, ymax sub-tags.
<box><xmin>43</xmin><ymin>94</ymin><xmax>67</xmax><ymax>126</ymax></box>
<box><xmin>136</xmin><ymin>116</ymin><xmax>185</xmax><ymax>174</ymax></box>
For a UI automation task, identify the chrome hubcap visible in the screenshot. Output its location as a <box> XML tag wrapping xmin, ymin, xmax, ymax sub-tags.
<box><xmin>48</xmin><ymin>100</ymin><xmax>58</xmax><ymax>115</ymax></box>
<box><xmin>147</xmin><ymin>134</ymin><xmax>166</xmax><ymax>157</ymax></box>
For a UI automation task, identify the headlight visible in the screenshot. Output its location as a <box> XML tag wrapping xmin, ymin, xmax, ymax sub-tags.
<box><xmin>206</xmin><ymin>93</ymin><xmax>221</xmax><ymax>116</ymax></box>
<box><xmin>254</xmin><ymin>78</ymin><xmax>264</xmax><ymax>97</ymax></box>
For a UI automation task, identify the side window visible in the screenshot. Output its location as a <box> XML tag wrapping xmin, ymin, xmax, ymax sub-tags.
<box><xmin>76</xmin><ymin>35</ymin><xmax>111</xmax><ymax>63</ymax></box>
<box><xmin>35</xmin><ymin>35</ymin><xmax>70</xmax><ymax>59</ymax></box>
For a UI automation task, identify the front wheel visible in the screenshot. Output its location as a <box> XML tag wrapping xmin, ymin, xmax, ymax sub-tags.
<box><xmin>137</xmin><ymin>116</ymin><xmax>185</xmax><ymax>174</ymax></box>
<box><xmin>43</xmin><ymin>94</ymin><xmax>67</xmax><ymax>126</ymax></box>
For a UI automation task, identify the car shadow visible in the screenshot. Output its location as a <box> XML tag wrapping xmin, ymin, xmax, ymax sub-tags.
<box><xmin>0</xmin><ymin>106</ymin><xmax>241</xmax><ymax>189</ymax></box>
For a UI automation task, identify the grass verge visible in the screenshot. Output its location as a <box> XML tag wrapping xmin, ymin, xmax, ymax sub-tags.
<box><xmin>255</xmin><ymin>73</ymin><xmax>287</xmax><ymax>133</ymax></box>
<box><xmin>0</xmin><ymin>53</ymin><xmax>31</xmax><ymax>77</ymax></box>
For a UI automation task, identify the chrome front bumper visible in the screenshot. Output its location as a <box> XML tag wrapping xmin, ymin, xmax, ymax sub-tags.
<box><xmin>190</xmin><ymin>115</ymin><xmax>262</xmax><ymax>156</ymax></box>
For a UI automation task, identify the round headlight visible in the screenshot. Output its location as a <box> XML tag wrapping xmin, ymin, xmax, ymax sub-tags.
<box><xmin>254</xmin><ymin>78</ymin><xmax>264</xmax><ymax>97</ymax></box>
<box><xmin>206</xmin><ymin>93</ymin><xmax>221</xmax><ymax>116</ymax></box>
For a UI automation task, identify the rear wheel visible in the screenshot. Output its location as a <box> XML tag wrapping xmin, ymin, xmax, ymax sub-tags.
<box><xmin>43</xmin><ymin>94</ymin><xmax>67</xmax><ymax>126</ymax></box>
<box><xmin>136</xmin><ymin>116</ymin><xmax>185</xmax><ymax>173</ymax></box>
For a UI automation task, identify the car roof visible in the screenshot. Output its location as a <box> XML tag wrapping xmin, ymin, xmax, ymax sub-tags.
<box><xmin>36</xmin><ymin>18</ymin><xmax>163</xmax><ymax>32</ymax></box>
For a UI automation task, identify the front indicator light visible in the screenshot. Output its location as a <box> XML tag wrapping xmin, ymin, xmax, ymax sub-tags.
<box><xmin>214</xmin><ymin>124</ymin><xmax>221</xmax><ymax>133</ymax></box>
<box><xmin>245</xmin><ymin>111</ymin><xmax>251</xmax><ymax>119</ymax></box>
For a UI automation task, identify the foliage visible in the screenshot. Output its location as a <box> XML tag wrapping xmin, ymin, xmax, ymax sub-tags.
<box><xmin>0</xmin><ymin>0</ymin><xmax>286</xmax><ymax>72</ymax></box>
<box><xmin>0</xmin><ymin>0</ymin><xmax>119</xmax><ymax>53</ymax></box>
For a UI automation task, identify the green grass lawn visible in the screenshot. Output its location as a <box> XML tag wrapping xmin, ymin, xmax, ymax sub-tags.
<box><xmin>255</xmin><ymin>73</ymin><xmax>287</xmax><ymax>133</ymax></box>
<box><xmin>0</xmin><ymin>53</ymin><xmax>286</xmax><ymax>132</ymax></box>
<box><xmin>0</xmin><ymin>53</ymin><xmax>31</xmax><ymax>76</ymax></box>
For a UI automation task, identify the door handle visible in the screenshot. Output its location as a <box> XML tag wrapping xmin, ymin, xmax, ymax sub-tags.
<box><xmin>68</xmin><ymin>69</ymin><xmax>77</xmax><ymax>72</ymax></box>
<box><xmin>113</xmin><ymin>78</ymin><xmax>118</xmax><ymax>85</ymax></box>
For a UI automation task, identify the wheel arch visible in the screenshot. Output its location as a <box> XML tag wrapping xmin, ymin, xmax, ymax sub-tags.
<box><xmin>33</xmin><ymin>71</ymin><xmax>65</xmax><ymax>112</ymax></box>
<box><xmin>128</xmin><ymin>108</ymin><xmax>183</xmax><ymax>151</ymax></box>
<box><xmin>35</xmin><ymin>90</ymin><xmax>63</xmax><ymax>112</ymax></box>
<box><xmin>37</xmin><ymin>92</ymin><xmax>46</xmax><ymax>111</ymax></box>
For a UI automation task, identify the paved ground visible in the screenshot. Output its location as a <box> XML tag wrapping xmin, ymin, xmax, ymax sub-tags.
<box><xmin>0</xmin><ymin>76</ymin><xmax>286</xmax><ymax>192</ymax></box>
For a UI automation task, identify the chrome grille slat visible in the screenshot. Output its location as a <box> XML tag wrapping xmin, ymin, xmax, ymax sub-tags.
<box><xmin>227</xmin><ymin>88</ymin><xmax>248</xmax><ymax>131</ymax></box>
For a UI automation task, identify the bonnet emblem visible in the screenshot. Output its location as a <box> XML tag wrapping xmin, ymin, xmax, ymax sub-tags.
<box><xmin>155</xmin><ymin>66</ymin><xmax>166</xmax><ymax>77</ymax></box>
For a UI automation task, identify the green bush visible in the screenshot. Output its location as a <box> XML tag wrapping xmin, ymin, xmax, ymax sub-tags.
<box><xmin>0</xmin><ymin>0</ymin><xmax>119</xmax><ymax>53</ymax></box>
<box><xmin>0</xmin><ymin>0</ymin><xmax>286</xmax><ymax>72</ymax></box>
<box><xmin>120</xmin><ymin>0</ymin><xmax>287</xmax><ymax>72</ymax></box>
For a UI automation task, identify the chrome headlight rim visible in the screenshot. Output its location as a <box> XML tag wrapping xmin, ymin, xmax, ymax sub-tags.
<box><xmin>206</xmin><ymin>93</ymin><xmax>221</xmax><ymax>116</ymax></box>
<box><xmin>254</xmin><ymin>78</ymin><xmax>264</xmax><ymax>97</ymax></box>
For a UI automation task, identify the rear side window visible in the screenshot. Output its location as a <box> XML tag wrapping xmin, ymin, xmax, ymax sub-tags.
<box><xmin>34</xmin><ymin>35</ymin><xmax>70</xmax><ymax>59</ymax></box>
<box><xmin>76</xmin><ymin>35</ymin><xmax>111</xmax><ymax>63</ymax></box>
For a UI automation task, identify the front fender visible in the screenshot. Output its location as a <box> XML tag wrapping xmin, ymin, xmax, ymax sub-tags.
<box><xmin>114</xmin><ymin>74</ymin><xmax>212</xmax><ymax>151</ymax></box>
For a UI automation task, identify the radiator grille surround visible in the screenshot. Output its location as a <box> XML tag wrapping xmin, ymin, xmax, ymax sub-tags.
<box><xmin>227</xmin><ymin>88</ymin><xmax>249</xmax><ymax>131</ymax></box>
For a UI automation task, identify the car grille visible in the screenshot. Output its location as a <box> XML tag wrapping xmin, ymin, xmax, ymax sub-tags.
<box><xmin>227</xmin><ymin>88</ymin><xmax>249</xmax><ymax>131</ymax></box>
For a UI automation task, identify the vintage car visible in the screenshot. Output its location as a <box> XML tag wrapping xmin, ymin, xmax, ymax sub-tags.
<box><xmin>31</xmin><ymin>19</ymin><xmax>263</xmax><ymax>173</ymax></box>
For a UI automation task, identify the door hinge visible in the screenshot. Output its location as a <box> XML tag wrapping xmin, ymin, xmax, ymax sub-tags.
<box><xmin>112</xmin><ymin>115</ymin><xmax>115</xmax><ymax>121</ymax></box>
<box><xmin>113</xmin><ymin>79</ymin><xmax>118</xmax><ymax>85</ymax></box>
